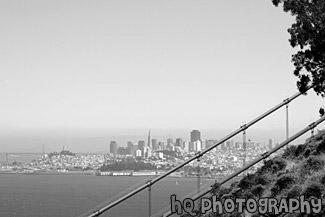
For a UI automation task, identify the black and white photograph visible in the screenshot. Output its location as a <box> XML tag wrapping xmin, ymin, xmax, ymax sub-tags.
<box><xmin>1</xmin><ymin>0</ymin><xmax>325</xmax><ymax>216</ymax></box>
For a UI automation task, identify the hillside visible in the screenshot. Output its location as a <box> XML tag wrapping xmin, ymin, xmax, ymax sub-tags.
<box><xmin>185</xmin><ymin>130</ymin><xmax>325</xmax><ymax>217</ymax></box>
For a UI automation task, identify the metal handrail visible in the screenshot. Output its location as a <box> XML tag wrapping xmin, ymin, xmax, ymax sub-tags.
<box><xmin>162</xmin><ymin>115</ymin><xmax>325</xmax><ymax>216</ymax></box>
<box><xmin>87</xmin><ymin>87</ymin><xmax>311</xmax><ymax>217</ymax></box>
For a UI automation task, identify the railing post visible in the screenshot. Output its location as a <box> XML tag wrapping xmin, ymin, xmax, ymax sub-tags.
<box><xmin>147</xmin><ymin>180</ymin><xmax>152</xmax><ymax>217</ymax></box>
<box><xmin>285</xmin><ymin>98</ymin><xmax>289</xmax><ymax>141</ymax></box>
<box><xmin>243</xmin><ymin>129</ymin><xmax>246</xmax><ymax>175</ymax></box>
<box><xmin>197</xmin><ymin>151</ymin><xmax>201</xmax><ymax>195</ymax></box>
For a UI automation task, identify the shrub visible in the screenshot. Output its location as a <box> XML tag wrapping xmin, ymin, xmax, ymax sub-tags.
<box><xmin>215</xmin><ymin>186</ymin><xmax>232</xmax><ymax>200</ymax></box>
<box><xmin>302</xmin><ymin>181</ymin><xmax>324</xmax><ymax>199</ymax></box>
<box><xmin>241</xmin><ymin>189</ymin><xmax>254</xmax><ymax>199</ymax></box>
<box><xmin>237</xmin><ymin>173</ymin><xmax>256</xmax><ymax>189</ymax></box>
<box><xmin>303</xmin><ymin>148</ymin><xmax>312</xmax><ymax>158</ymax></box>
<box><xmin>294</xmin><ymin>144</ymin><xmax>307</xmax><ymax>157</ymax></box>
<box><xmin>255</xmin><ymin>174</ymin><xmax>271</xmax><ymax>186</ymax></box>
<box><xmin>229</xmin><ymin>181</ymin><xmax>239</xmax><ymax>189</ymax></box>
<box><xmin>320</xmin><ymin>174</ymin><xmax>325</xmax><ymax>186</ymax></box>
<box><xmin>251</xmin><ymin>184</ymin><xmax>265</xmax><ymax>197</ymax></box>
<box><xmin>282</xmin><ymin>145</ymin><xmax>298</xmax><ymax>160</ymax></box>
<box><xmin>316</xmin><ymin>140</ymin><xmax>325</xmax><ymax>154</ymax></box>
<box><xmin>259</xmin><ymin>156</ymin><xmax>287</xmax><ymax>174</ymax></box>
<box><xmin>271</xmin><ymin>174</ymin><xmax>297</xmax><ymax>197</ymax></box>
<box><xmin>287</xmin><ymin>185</ymin><xmax>302</xmax><ymax>198</ymax></box>
<box><xmin>300</xmin><ymin>155</ymin><xmax>325</xmax><ymax>175</ymax></box>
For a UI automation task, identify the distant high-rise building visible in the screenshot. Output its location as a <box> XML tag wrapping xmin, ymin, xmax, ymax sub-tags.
<box><xmin>166</xmin><ymin>142</ymin><xmax>174</xmax><ymax>151</ymax></box>
<box><xmin>128</xmin><ymin>141</ymin><xmax>138</xmax><ymax>156</ymax></box>
<box><xmin>189</xmin><ymin>142</ymin><xmax>195</xmax><ymax>152</ymax></box>
<box><xmin>183</xmin><ymin>141</ymin><xmax>189</xmax><ymax>152</ymax></box>
<box><xmin>201</xmin><ymin>139</ymin><xmax>206</xmax><ymax>150</ymax></box>
<box><xmin>146</xmin><ymin>146</ymin><xmax>152</xmax><ymax>158</ymax></box>
<box><xmin>175</xmin><ymin>138</ymin><xmax>183</xmax><ymax>147</ymax></box>
<box><xmin>147</xmin><ymin>130</ymin><xmax>151</xmax><ymax>149</ymax></box>
<box><xmin>138</xmin><ymin>140</ymin><xmax>146</xmax><ymax>158</ymax></box>
<box><xmin>167</xmin><ymin>138</ymin><xmax>173</xmax><ymax>146</ymax></box>
<box><xmin>152</xmin><ymin>139</ymin><xmax>158</xmax><ymax>150</ymax></box>
<box><xmin>158</xmin><ymin>141</ymin><xmax>164</xmax><ymax>150</ymax></box>
<box><xmin>226</xmin><ymin>140</ymin><xmax>234</xmax><ymax>150</ymax></box>
<box><xmin>191</xmin><ymin>130</ymin><xmax>201</xmax><ymax>142</ymax></box>
<box><xmin>195</xmin><ymin>140</ymin><xmax>202</xmax><ymax>152</ymax></box>
<box><xmin>110</xmin><ymin>141</ymin><xmax>118</xmax><ymax>156</ymax></box>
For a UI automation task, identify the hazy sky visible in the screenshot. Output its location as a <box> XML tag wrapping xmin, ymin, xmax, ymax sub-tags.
<box><xmin>1</xmin><ymin>0</ymin><xmax>324</xmax><ymax>151</ymax></box>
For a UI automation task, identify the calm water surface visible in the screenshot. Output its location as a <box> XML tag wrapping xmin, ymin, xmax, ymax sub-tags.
<box><xmin>0</xmin><ymin>174</ymin><xmax>229</xmax><ymax>217</ymax></box>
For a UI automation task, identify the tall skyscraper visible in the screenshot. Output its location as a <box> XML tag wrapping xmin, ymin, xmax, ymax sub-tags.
<box><xmin>191</xmin><ymin>130</ymin><xmax>201</xmax><ymax>142</ymax></box>
<box><xmin>147</xmin><ymin>130</ymin><xmax>151</xmax><ymax>149</ymax></box>
<box><xmin>110</xmin><ymin>141</ymin><xmax>118</xmax><ymax>156</ymax></box>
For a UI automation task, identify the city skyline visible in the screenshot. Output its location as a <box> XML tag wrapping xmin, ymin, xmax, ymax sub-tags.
<box><xmin>0</xmin><ymin>127</ymin><xmax>290</xmax><ymax>153</ymax></box>
<box><xmin>1</xmin><ymin>0</ymin><xmax>325</xmax><ymax>152</ymax></box>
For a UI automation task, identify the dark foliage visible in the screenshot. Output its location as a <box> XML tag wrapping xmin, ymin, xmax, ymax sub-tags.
<box><xmin>302</xmin><ymin>181</ymin><xmax>323</xmax><ymax>199</ymax></box>
<box><xmin>316</xmin><ymin>140</ymin><xmax>325</xmax><ymax>154</ymax></box>
<box><xmin>259</xmin><ymin>156</ymin><xmax>287</xmax><ymax>174</ymax></box>
<box><xmin>294</xmin><ymin>144</ymin><xmax>307</xmax><ymax>158</ymax></box>
<box><xmin>320</xmin><ymin>174</ymin><xmax>325</xmax><ymax>186</ymax></box>
<box><xmin>303</xmin><ymin>148</ymin><xmax>312</xmax><ymax>158</ymax></box>
<box><xmin>287</xmin><ymin>185</ymin><xmax>302</xmax><ymax>198</ymax></box>
<box><xmin>282</xmin><ymin>145</ymin><xmax>298</xmax><ymax>160</ymax></box>
<box><xmin>237</xmin><ymin>173</ymin><xmax>257</xmax><ymax>189</ymax></box>
<box><xmin>272</xmin><ymin>0</ymin><xmax>325</xmax><ymax>96</ymax></box>
<box><xmin>251</xmin><ymin>184</ymin><xmax>265</xmax><ymax>197</ymax></box>
<box><xmin>300</xmin><ymin>155</ymin><xmax>325</xmax><ymax>175</ymax></box>
<box><xmin>271</xmin><ymin>174</ymin><xmax>297</xmax><ymax>196</ymax></box>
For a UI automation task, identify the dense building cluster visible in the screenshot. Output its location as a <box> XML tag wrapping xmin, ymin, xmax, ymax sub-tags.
<box><xmin>0</xmin><ymin>130</ymin><xmax>279</xmax><ymax>177</ymax></box>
